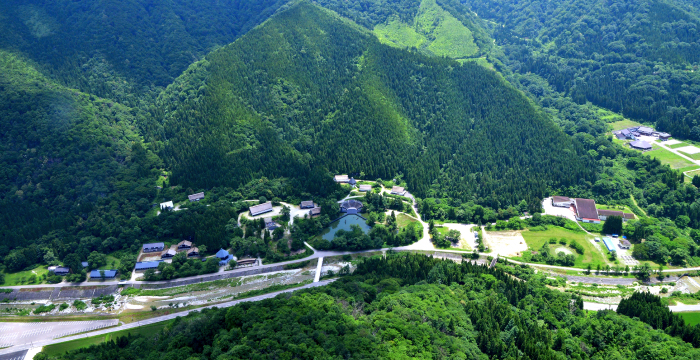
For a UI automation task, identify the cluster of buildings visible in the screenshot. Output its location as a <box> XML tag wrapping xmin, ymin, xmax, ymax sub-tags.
<box><xmin>334</xmin><ymin>175</ymin><xmax>357</xmax><ymax>186</ymax></box>
<box><xmin>552</xmin><ymin>196</ymin><xmax>635</xmax><ymax>224</ymax></box>
<box><xmin>142</xmin><ymin>240</ymin><xmax>199</xmax><ymax>260</ymax></box>
<box><xmin>614</xmin><ymin>126</ymin><xmax>671</xmax><ymax>152</ymax></box>
<box><xmin>598</xmin><ymin>236</ymin><xmax>631</xmax><ymax>252</ymax></box>
<box><xmin>49</xmin><ymin>260</ymin><xmax>117</xmax><ymax>280</ymax></box>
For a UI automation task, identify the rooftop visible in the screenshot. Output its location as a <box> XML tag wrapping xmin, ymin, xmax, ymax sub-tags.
<box><xmin>575</xmin><ymin>198</ymin><xmax>598</xmax><ymax>220</ymax></box>
<box><xmin>359</xmin><ymin>184</ymin><xmax>372</xmax><ymax>191</ymax></box>
<box><xmin>90</xmin><ymin>269</ymin><xmax>117</xmax><ymax>278</ymax></box>
<box><xmin>135</xmin><ymin>261</ymin><xmax>163</xmax><ymax>270</ymax></box>
<box><xmin>334</xmin><ymin>175</ymin><xmax>349</xmax><ymax>182</ymax></box>
<box><xmin>216</xmin><ymin>248</ymin><xmax>230</xmax><ymax>259</ymax></box>
<box><xmin>249</xmin><ymin>201</ymin><xmax>273</xmax><ymax>216</ymax></box>
<box><xmin>552</xmin><ymin>196</ymin><xmax>571</xmax><ymax>203</ymax></box>
<box><xmin>188</xmin><ymin>192</ymin><xmax>205</xmax><ymax>201</ymax></box>
<box><xmin>598</xmin><ymin>209</ymin><xmax>623</xmax><ymax>217</ymax></box>
<box><xmin>142</xmin><ymin>242</ymin><xmax>164</xmax><ymax>250</ymax></box>
<box><xmin>630</xmin><ymin>140</ymin><xmax>652</xmax><ymax>150</ymax></box>
<box><xmin>300</xmin><ymin>201</ymin><xmax>314</xmax><ymax>208</ymax></box>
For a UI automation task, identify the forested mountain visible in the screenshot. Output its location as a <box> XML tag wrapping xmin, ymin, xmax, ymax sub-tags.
<box><xmin>0</xmin><ymin>50</ymin><xmax>160</xmax><ymax>270</ymax></box>
<box><xmin>462</xmin><ymin>0</ymin><xmax>700</xmax><ymax>139</ymax></box>
<box><xmin>150</xmin><ymin>1</ymin><xmax>593</xmax><ymax>211</ymax></box>
<box><xmin>0</xmin><ymin>0</ymin><xmax>289</xmax><ymax>104</ymax></box>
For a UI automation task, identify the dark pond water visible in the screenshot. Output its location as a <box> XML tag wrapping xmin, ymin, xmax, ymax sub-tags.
<box><xmin>320</xmin><ymin>215</ymin><xmax>370</xmax><ymax>241</ymax></box>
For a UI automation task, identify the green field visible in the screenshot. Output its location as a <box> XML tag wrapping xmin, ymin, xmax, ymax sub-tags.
<box><xmin>396</xmin><ymin>214</ymin><xmax>420</xmax><ymax>228</ymax></box>
<box><xmin>3</xmin><ymin>265</ymin><xmax>49</xmax><ymax>285</ymax></box>
<box><xmin>609</xmin><ymin>119</ymin><xmax>642</xmax><ymax>131</ymax></box>
<box><xmin>520</xmin><ymin>227</ymin><xmax>608</xmax><ymax>268</ymax></box>
<box><xmin>596</xmin><ymin>204</ymin><xmax>635</xmax><ymax>214</ymax></box>
<box><xmin>42</xmin><ymin>322</ymin><xmax>167</xmax><ymax>356</ymax></box>
<box><xmin>668</xmin><ymin>142</ymin><xmax>688</xmax><ymax>149</ymax></box>
<box><xmin>679</xmin><ymin>312</ymin><xmax>700</xmax><ymax>326</ymax></box>
<box><xmin>98</xmin><ymin>255</ymin><xmax>121</xmax><ymax>270</ymax></box>
<box><xmin>645</xmin><ymin>147</ymin><xmax>698</xmax><ymax>170</ymax></box>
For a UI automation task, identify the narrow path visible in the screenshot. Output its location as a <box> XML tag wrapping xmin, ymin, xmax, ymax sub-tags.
<box><xmin>314</xmin><ymin>257</ymin><xmax>323</xmax><ymax>283</ymax></box>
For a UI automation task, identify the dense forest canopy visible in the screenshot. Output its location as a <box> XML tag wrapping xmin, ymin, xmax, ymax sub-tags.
<box><xmin>462</xmin><ymin>0</ymin><xmax>700</xmax><ymax>139</ymax></box>
<box><xmin>0</xmin><ymin>0</ymin><xmax>290</xmax><ymax>103</ymax></box>
<box><xmin>151</xmin><ymin>1</ymin><xmax>593</xmax><ymax>210</ymax></box>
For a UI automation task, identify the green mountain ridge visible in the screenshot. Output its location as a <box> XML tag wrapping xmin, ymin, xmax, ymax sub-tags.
<box><xmin>148</xmin><ymin>1</ymin><xmax>592</xmax><ymax>209</ymax></box>
<box><xmin>0</xmin><ymin>50</ymin><xmax>159</xmax><ymax>268</ymax></box>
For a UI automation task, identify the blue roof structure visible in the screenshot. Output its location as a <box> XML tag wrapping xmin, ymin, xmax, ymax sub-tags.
<box><xmin>135</xmin><ymin>261</ymin><xmax>163</xmax><ymax>270</ymax></box>
<box><xmin>216</xmin><ymin>249</ymin><xmax>230</xmax><ymax>259</ymax></box>
<box><xmin>81</xmin><ymin>262</ymin><xmax>89</xmax><ymax>268</ymax></box>
<box><xmin>219</xmin><ymin>255</ymin><xmax>233</xmax><ymax>266</ymax></box>
<box><xmin>602</xmin><ymin>237</ymin><xmax>615</xmax><ymax>252</ymax></box>
<box><xmin>90</xmin><ymin>269</ymin><xmax>117</xmax><ymax>279</ymax></box>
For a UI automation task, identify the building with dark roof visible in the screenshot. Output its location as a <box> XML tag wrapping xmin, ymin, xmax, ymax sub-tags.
<box><xmin>49</xmin><ymin>266</ymin><xmax>70</xmax><ymax>276</ymax></box>
<box><xmin>135</xmin><ymin>261</ymin><xmax>163</xmax><ymax>271</ymax></box>
<box><xmin>177</xmin><ymin>240</ymin><xmax>192</xmax><ymax>250</ymax></box>
<box><xmin>249</xmin><ymin>202</ymin><xmax>273</xmax><ymax>216</ymax></box>
<box><xmin>142</xmin><ymin>242</ymin><xmax>164</xmax><ymax>253</ymax></box>
<box><xmin>630</xmin><ymin>140</ymin><xmax>652</xmax><ymax>151</ymax></box>
<box><xmin>574</xmin><ymin>198</ymin><xmax>599</xmax><ymax>223</ymax></box>
<box><xmin>619</xmin><ymin>240</ymin><xmax>631</xmax><ymax>249</ymax></box>
<box><xmin>658</xmin><ymin>132</ymin><xmax>671</xmax><ymax>140</ymax></box>
<box><xmin>188</xmin><ymin>192</ymin><xmax>205</xmax><ymax>201</ymax></box>
<box><xmin>552</xmin><ymin>196</ymin><xmax>573</xmax><ymax>207</ymax></box>
<box><xmin>597</xmin><ymin>209</ymin><xmax>623</xmax><ymax>221</ymax></box>
<box><xmin>264</xmin><ymin>217</ymin><xmax>280</xmax><ymax>230</ymax></box>
<box><xmin>187</xmin><ymin>247</ymin><xmax>199</xmax><ymax>257</ymax></box>
<box><xmin>623</xmin><ymin>213</ymin><xmax>636</xmax><ymax>221</ymax></box>
<box><xmin>340</xmin><ymin>199</ymin><xmax>363</xmax><ymax>214</ymax></box>
<box><xmin>358</xmin><ymin>184</ymin><xmax>372</xmax><ymax>192</ymax></box>
<box><xmin>90</xmin><ymin>269</ymin><xmax>117</xmax><ymax>279</ymax></box>
<box><xmin>309</xmin><ymin>206</ymin><xmax>322</xmax><ymax>216</ymax></box>
<box><xmin>300</xmin><ymin>201</ymin><xmax>314</xmax><ymax>209</ymax></box>
<box><xmin>161</xmin><ymin>249</ymin><xmax>176</xmax><ymax>258</ymax></box>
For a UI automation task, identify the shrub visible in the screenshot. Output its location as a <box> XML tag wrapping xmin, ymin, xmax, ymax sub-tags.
<box><xmin>548</xmin><ymin>238</ymin><xmax>557</xmax><ymax>244</ymax></box>
<box><xmin>33</xmin><ymin>304</ymin><xmax>56</xmax><ymax>314</ymax></box>
<box><xmin>569</xmin><ymin>240</ymin><xmax>585</xmax><ymax>255</ymax></box>
<box><xmin>73</xmin><ymin>300</ymin><xmax>87</xmax><ymax>310</ymax></box>
<box><xmin>59</xmin><ymin>303</ymin><xmax>69</xmax><ymax>311</ymax></box>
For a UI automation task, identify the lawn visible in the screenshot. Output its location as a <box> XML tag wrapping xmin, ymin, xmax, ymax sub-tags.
<box><xmin>608</xmin><ymin>119</ymin><xmax>642</xmax><ymax>131</ymax></box>
<box><xmin>668</xmin><ymin>142</ymin><xmax>688</xmax><ymax>149</ymax></box>
<box><xmin>98</xmin><ymin>255</ymin><xmax>121</xmax><ymax>270</ymax></box>
<box><xmin>42</xmin><ymin>322</ymin><xmax>167</xmax><ymax>356</ymax></box>
<box><xmin>679</xmin><ymin>312</ymin><xmax>700</xmax><ymax>326</ymax></box>
<box><xmin>396</xmin><ymin>214</ymin><xmax>420</xmax><ymax>228</ymax></box>
<box><xmin>596</xmin><ymin>204</ymin><xmax>635</xmax><ymax>214</ymax></box>
<box><xmin>520</xmin><ymin>227</ymin><xmax>609</xmax><ymax>268</ymax></box>
<box><xmin>645</xmin><ymin>147</ymin><xmax>698</xmax><ymax>170</ymax></box>
<box><xmin>3</xmin><ymin>265</ymin><xmax>49</xmax><ymax>285</ymax></box>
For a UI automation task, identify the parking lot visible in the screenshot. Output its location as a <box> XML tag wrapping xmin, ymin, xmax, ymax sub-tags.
<box><xmin>0</xmin><ymin>320</ymin><xmax>118</xmax><ymax>348</ymax></box>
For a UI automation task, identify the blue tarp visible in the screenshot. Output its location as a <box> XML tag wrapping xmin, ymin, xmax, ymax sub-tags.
<box><xmin>602</xmin><ymin>237</ymin><xmax>615</xmax><ymax>252</ymax></box>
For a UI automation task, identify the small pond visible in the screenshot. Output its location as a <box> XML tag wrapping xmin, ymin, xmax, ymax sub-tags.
<box><xmin>320</xmin><ymin>215</ymin><xmax>371</xmax><ymax>241</ymax></box>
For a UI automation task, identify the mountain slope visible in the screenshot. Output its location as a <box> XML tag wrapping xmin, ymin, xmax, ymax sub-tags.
<box><xmin>150</xmin><ymin>1</ymin><xmax>593</xmax><ymax>209</ymax></box>
<box><xmin>0</xmin><ymin>0</ymin><xmax>290</xmax><ymax>103</ymax></box>
<box><xmin>0</xmin><ymin>50</ymin><xmax>159</xmax><ymax>269</ymax></box>
<box><xmin>463</xmin><ymin>0</ymin><xmax>700</xmax><ymax>139</ymax></box>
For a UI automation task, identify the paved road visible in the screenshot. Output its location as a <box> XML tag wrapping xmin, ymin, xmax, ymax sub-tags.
<box><xmin>0</xmin><ymin>280</ymin><xmax>337</xmax><ymax>356</ymax></box>
<box><xmin>567</xmin><ymin>276</ymin><xmax>637</xmax><ymax>285</ymax></box>
<box><xmin>0</xmin><ymin>350</ymin><xmax>26</xmax><ymax>360</ymax></box>
<box><xmin>0</xmin><ymin>320</ymin><xmax>118</xmax><ymax>349</ymax></box>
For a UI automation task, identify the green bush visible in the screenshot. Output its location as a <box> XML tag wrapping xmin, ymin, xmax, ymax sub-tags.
<box><xmin>33</xmin><ymin>304</ymin><xmax>56</xmax><ymax>314</ymax></box>
<box><xmin>72</xmin><ymin>300</ymin><xmax>87</xmax><ymax>310</ymax></box>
